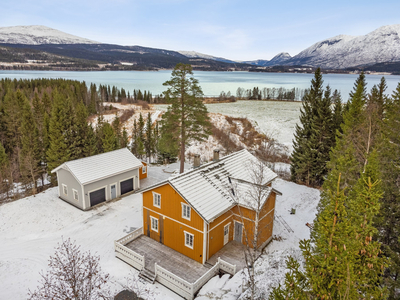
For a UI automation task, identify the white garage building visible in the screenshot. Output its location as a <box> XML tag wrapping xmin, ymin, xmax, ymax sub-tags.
<box><xmin>51</xmin><ymin>148</ymin><xmax>143</xmax><ymax>210</ymax></box>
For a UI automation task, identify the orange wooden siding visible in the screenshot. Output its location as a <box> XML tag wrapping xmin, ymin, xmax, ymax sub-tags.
<box><xmin>208</xmin><ymin>210</ymin><xmax>234</xmax><ymax>259</ymax></box>
<box><xmin>139</xmin><ymin>162</ymin><xmax>148</xmax><ymax>180</ymax></box>
<box><xmin>142</xmin><ymin>184</ymin><xmax>204</xmax><ymax>263</ymax></box>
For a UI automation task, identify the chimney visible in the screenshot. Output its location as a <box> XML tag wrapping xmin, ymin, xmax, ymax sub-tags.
<box><xmin>213</xmin><ymin>149</ymin><xmax>220</xmax><ymax>162</ymax></box>
<box><xmin>193</xmin><ymin>154</ymin><xmax>201</xmax><ymax>168</ymax></box>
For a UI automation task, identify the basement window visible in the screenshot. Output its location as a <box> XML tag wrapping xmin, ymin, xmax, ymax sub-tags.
<box><xmin>151</xmin><ymin>216</ymin><xmax>158</xmax><ymax>232</ymax></box>
<box><xmin>62</xmin><ymin>184</ymin><xmax>68</xmax><ymax>196</ymax></box>
<box><xmin>184</xmin><ymin>231</ymin><xmax>194</xmax><ymax>249</ymax></box>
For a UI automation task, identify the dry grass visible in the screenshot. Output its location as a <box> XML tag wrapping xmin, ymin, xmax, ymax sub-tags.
<box><xmin>136</xmin><ymin>100</ymin><xmax>150</xmax><ymax>110</ymax></box>
<box><xmin>119</xmin><ymin>109</ymin><xmax>135</xmax><ymax>123</ymax></box>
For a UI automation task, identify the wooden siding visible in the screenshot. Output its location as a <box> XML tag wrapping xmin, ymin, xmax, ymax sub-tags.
<box><xmin>142</xmin><ymin>183</ymin><xmax>204</xmax><ymax>263</ymax></box>
<box><xmin>139</xmin><ymin>162</ymin><xmax>147</xmax><ymax>180</ymax></box>
<box><xmin>208</xmin><ymin>210</ymin><xmax>234</xmax><ymax>259</ymax></box>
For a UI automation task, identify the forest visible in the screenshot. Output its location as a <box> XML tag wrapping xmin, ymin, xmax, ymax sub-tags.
<box><xmin>0</xmin><ymin>78</ymin><xmax>168</xmax><ymax>202</ymax></box>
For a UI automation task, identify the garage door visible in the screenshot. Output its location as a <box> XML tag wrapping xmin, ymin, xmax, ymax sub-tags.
<box><xmin>89</xmin><ymin>188</ymin><xmax>106</xmax><ymax>207</ymax></box>
<box><xmin>120</xmin><ymin>178</ymin><xmax>134</xmax><ymax>195</ymax></box>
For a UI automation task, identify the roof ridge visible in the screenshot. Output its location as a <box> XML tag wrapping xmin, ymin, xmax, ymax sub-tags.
<box><xmin>170</xmin><ymin>149</ymin><xmax>248</xmax><ymax>182</ymax></box>
<box><xmin>65</xmin><ymin>147</ymin><xmax>129</xmax><ymax>165</ymax></box>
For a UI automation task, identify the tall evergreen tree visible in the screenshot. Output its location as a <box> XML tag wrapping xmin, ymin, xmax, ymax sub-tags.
<box><xmin>271</xmin><ymin>153</ymin><xmax>388</xmax><ymax>299</ymax></box>
<box><xmin>161</xmin><ymin>63</ymin><xmax>211</xmax><ymax>173</ymax></box>
<box><xmin>291</xmin><ymin>68</ymin><xmax>330</xmax><ymax>186</ymax></box>
<box><xmin>46</xmin><ymin>92</ymin><xmax>75</xmax><ymax>179</ymax></box>
<box><xmin>375</xmin><ymin>82</ymin><xmax>400</xmax><ymax>298</ymax></box>
<box><xmin>144</xmin><ymin>112</ymin><xmax>154</xmax><ymax>161</ymax></box>
<box><xmin>101</xmin><ymin>122</ymin><xmax>118</xmax><ymax>153</ymax></box>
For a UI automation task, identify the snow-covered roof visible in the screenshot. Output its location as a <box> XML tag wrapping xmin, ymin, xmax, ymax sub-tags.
<box><xmin>141</xmin><ymin>149</ymin><xmax>279</xmax><ymax>223</ymax></box>
<box><xmin>51</xmin><ymin>148</ymin><xmax>143</xmax><ymax>185</ymax></box>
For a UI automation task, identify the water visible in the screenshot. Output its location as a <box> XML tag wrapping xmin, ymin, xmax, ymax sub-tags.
<box><xmin>1</xmin><ymin>70</ymin><xmax>399</xmax><ymax>100</ymax></box>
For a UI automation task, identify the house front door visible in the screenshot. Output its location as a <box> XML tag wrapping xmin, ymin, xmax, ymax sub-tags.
<box><xmin>224</xmin><ymin>224</ymin><xmax>229</xmax><ymax>245</ymax></box>
<box><xmin>234</xmin><ymin>222</ymin><xmax>243</xmax><ymax>243</ymax></box>
<box><xmin>110</xmin><ymin>184</ymin><xmax>116</xmax><ymax>199</ymax></box>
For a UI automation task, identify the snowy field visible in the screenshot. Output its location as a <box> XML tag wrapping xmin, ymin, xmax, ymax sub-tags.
<box><xmin>0</xmin><ymin>165</ymin><xmax>319</xmax><ymax>299</ymax></box>
<box><xmin>156</xmin><ymin>101</ymin><xmax>303</xmax><ymax>153</ymax></box>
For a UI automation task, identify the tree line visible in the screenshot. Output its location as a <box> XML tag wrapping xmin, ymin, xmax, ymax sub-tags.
<box><xmin>235</xmin><ymin>86</ymin><xmax>307</xmax><ymax>101</ymax></box>
<box><xmin>272</xmin><ymin>70</ymin><xmax>400</xmax><ymax>299</ymax></box>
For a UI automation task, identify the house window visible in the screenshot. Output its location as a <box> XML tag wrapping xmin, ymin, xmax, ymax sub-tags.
<box><xmin>182</xmin><ymin>203</ymin><xmax>191</xmax><ymax>220</ymax></box>
<box><xmin>142</xmin><ymin>166</ymin><xmax>147</xmax><ymax>174</ymax></box>
<box><xmin>150</xmin><ymin>216</ymin><xmax>158</xmax><ymax>232</ymax></box>
<box><xmin>153</xmin><ymin>193</ymin><xmax>161</xmax><ymax>208</ymax></box>
<box><xmin>62</xmin><ymin>184</ymin><xmax>68</xmax><ymax>196</ymax></box>
<box><xmin>73</xmin><ymin>189</ymin><xmax>79</xmax><ymax>201</ymax></box>
<box><xmin>184</xmin><ymin>231</ymin><xmax>194</xmax><ymax>249</ymax></box>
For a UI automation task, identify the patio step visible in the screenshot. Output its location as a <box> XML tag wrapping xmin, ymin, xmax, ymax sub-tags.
<box><xmin>139</xmin><ymin>268</ymin><xmax>156</xmax><ymax>284</ymax></box>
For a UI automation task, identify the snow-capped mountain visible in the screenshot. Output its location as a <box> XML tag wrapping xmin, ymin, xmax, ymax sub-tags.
<box><xmin>285</xmin><ymin>25</ymin><xmax>400</xmax><ymax>68</ymax></box>
<box><xmin>178</xmin><ymin>50</ymin><xmax>237</xmax><ymax>64</ymax></box>
<box><xmin>267</xmin><ymin>52</ymin><xmax>292</xmax><ymax>65</ymax></box>
<box><xmin>0</xmin><ymin>25</ymin><xmax>98</xmax><ymax>45</ymax></box>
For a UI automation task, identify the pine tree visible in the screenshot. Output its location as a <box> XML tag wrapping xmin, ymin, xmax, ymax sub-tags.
<box><xmin>161</xmin><ymin>63</ymin><xmax>211</xmax><ymax>173</ymax></box>
<box><xmin>0</xmin><ymin>141</ymin><xmax>10</xmax><ymax>199</ymax></box>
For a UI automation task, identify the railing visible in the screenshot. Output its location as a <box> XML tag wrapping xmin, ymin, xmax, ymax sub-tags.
<box><xmin>218</xmin><ymin>257</ymin><xmax>236</xmax><ymax>275</ymax></box>
<box><xmin>155</xmin><ymin>263</ymin><xmax>193</xmax><ymax>300</ymax></box>
<box><xmin>115</xmin><ymin>241</ymin><xmax>145</xmax><ymax>270</ymax></box>
<box><xmin>114</xmin><ymin>227</ymin><xmax>145</xmax><ymax>270</ymax></box>
<box><xmin>116</xmin><ymin>227</ymin><xmax>144</xmax><ymax>245</ymax></box>
<box><xmin>114</xmin><ymin>229</ymin><xmax>238</xmax><ymax>300</ymax></box>
<box><xmin>191</xmin><ymin>261</ymin><xmax>220</xmax><ymax>295</ymax></box>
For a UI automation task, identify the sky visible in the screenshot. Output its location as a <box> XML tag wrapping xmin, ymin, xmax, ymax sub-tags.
<box><xmin>1</xmin><ymin>0</ymin><xmax>400</xmax><ymax>61</ymax></box>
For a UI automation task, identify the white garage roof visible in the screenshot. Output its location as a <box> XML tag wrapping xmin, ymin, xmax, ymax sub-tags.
<box><xmin>51</xmin><ymin>148</ymin><xmax>143</xmax><ymax>185</ymax></box>
<box><xmin>141</xmin><ymin>149</ymin><xmax>279</xmax><ymax>223</ymax></box>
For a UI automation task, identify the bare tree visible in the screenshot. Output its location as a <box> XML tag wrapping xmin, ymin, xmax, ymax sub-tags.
<box><xmin>118</xmin><ymin>272</ymin><xmax>156</xmax><ymax>300</ymax></box>
<box><xmin>28</xmin><ymin>238</ymin><xmax>110</xmax><ymax>300</ymax></box>
<box><xmin>229</xmin><ymin>159</ymin><xmax>276</xmax><ymax>300</ymax></box>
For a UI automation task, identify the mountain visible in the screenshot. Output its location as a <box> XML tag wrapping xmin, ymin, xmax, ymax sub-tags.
<box><xmin>285</xmin><ymin>25</ymin><xmax>400</xmax><ymax>69</ymax></box>
<box><xmin>0</xmin><ymin>25</ymin><xmax>98</xmax><ymax>45</ymax></box>
<box><xmin>242</xmin><ymin>52</ymin><xmax>292</xmax><ymax>67</ymax></box>
<box><xmin>178</xmin><ymin>51</ymin><xmax>237</xmax><ymax>64</ymax></box>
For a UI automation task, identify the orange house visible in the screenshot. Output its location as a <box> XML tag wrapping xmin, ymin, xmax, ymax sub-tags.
<box><xmin>139</xmin><ymin>161</ymin><xmax>148</xmax><ymax>180</ymax></box>
<box><xmin>140</xmin><ymin>149</ymin><xmax>282</xmax><ymax>264</ymax></box>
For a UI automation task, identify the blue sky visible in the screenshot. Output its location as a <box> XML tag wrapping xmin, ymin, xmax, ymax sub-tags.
<box><xmin>1</xmin><ymin>0</ymin><xmax>400</xmax><ymax>60</ymax></box>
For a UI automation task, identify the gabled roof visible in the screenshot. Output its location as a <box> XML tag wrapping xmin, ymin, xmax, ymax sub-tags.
<box><xmin>51</xmin><ymin>148</ymin><xmax>143</xmax><ymax>185</ymax></box>
<box><xmin>141</xmin><ymin>149</ymin><xmax>279</xmax><ymax>223</ymax></box>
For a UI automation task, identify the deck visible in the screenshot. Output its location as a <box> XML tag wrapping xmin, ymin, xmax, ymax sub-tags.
<box><xmin>125</xmin><ymin>235</ymin><xmax>212</xmax><ymax>283</ymax></box>
<box><xmin>207</xmin><ymin>240</ymin><xmax>247</xmax><ymax>271</ymax></box>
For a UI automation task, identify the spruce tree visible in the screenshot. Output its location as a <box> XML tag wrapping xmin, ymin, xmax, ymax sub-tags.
<box><xmin>291</xmin><ymin>68</ymin><xmax>325</xmax><ymax>186</ymax></box>
<box><xmin>375</xmin><ymin>82</ymin><xmax>400</xmax><ymax>298</ymax></box>
<box><xmin>20</xmin><ymin>100</ymin><xmax>41</xmax><ymax>194</ymax></box>
<box><xmin>331</xmin><ymin>89</ymin><xmax>343</xmax><ymax>139</ymax></box>
<box><xmin>101</xmin><ymin>122</ymin><xmax>118</xmax><ymax>153</ymax></box>
<box><xmin>161</xmin><ymin>63</ymin><xmax>211</xmax><ymax>173</ymax></box>
<box><xmin>47</xmin><ymin>92</ymin><xmax>75</xmax><ymax>179</ymax></box>
<box><xmin>144</xmin><ymin>112</ymin><xmax>154</xmax><ymax>161</ymax></box>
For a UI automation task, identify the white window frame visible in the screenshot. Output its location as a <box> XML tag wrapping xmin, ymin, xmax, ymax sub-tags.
<box><xmin>153</xmin><ymin>192</ymin><xmax>161</xmax><ymax>208</ymax></box>
<box><xmin>72</xmin><ymin>189</ymin><xmax>79</xmax><ymax>201</ymax></box>
<box><xmin>142</xmin><ymin>166</ymin><xmax>147</xmax><ymax>174</ymax></box>
<box><xmin>150</xmin><ymin>216</ymin><xmax>158</xmax><ymax>232</ymax></box>
<box><xmin>184</xmin><ymin>231</ymin><xmax>194</xmax><ymax>249</ymax></box>
<box><xmin>182</xmin><ymin>203</ymin><xmax>191</xmax><ymax>221</ymax></box>
<box><xmin>62</xmin><ymin>184</ymin><xmax>68</xmax><ymax>196</ymax></box>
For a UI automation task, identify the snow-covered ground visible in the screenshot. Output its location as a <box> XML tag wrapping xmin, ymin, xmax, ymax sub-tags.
<box><xmin>0</xmin><ymin>162</ymin><xmax>319</xmax><ymax>299</ymax></box>
<box><xmin>193</xmin><ymin>178</ymin><xmax>320</xmax><ymax>300</ymax></box>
